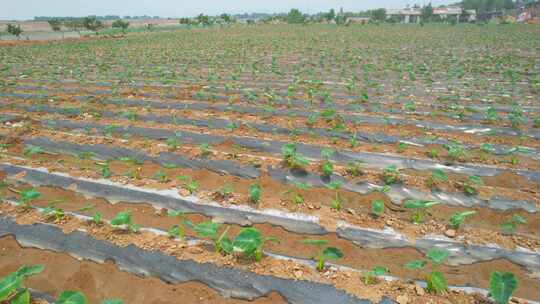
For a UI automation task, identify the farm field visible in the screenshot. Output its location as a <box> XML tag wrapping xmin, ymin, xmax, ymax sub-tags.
<box><xmin>0</xmin><ymin>24</ymin><xmax>539</xmax><ymax>303</ymax></box>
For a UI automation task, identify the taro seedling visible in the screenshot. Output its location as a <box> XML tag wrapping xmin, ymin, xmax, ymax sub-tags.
<box><xmin>23</xmin><ymin>144</ymin><xmax>44</xmax><ymax>156</ymax></box>
<box><xmin>326</xmin><ymin>181</ymin><xmax>343</xmax><ymax>211</ymax></box>
<box><xmin>382</xmin><ymin>165</ymin><xmax>400</xmax><ymax>185</ymax></box>
<box><xmin>444</xmin><ymin>142</ymin><xmax>467</xmax><ymax>161</ymax></box>
<box><xmin>426</xmin><ymin>169</ymin><xmax>448</xmax><ymax>189</ymax></box>
<box><xmin>220</xmin><ymin>227</ymin><xmax>279</xmax><ymax>261</ymax></box>
<box><xmin>371</xmin><ymin>199</ymin><xmax>385</xmax><ymax>217</ymax></box>
<box><xmin>301</xmin><ymin>239</ymin><xmax>343</xmax><ymax>271</ymax></box>
<box><xmin>0</xmin><ymin>264</ymin><xmax>44</xmax><ymax>302</ymax></box>
<box><xmin>463</xmin><ymin>175</ymin><xmax>483</xmax><ymax>196</ymax></box>
<box><xmin>56</xmin><ymin>291</ymin><xmax>88</xmax><ymax>304</ymax></box>
<box><xmin>362</xmin><ymin>266</ymin><xmax>388</xmax><ymax>285</ymax></box>
<box><xmin>17</xmin><ymin>188</ymin><xmax>41</xmax><ymax>209</ymax></box>
<box><xmin>500</xmin><ymin>214</ymin><xmax>527</xmax><ymax>235</ymax></box>
<box><xmin>102</xmin><ymin>299</ymin><xmax>124</xmax><ymax>304</ymax></box>
<box><xmin>249</xmin><ymin>183</ymin><xmax>261</xmax><ymax>203</ymax></box>
<box><xmin>489</xmin><ymin>271</ymin><xmax>518</xmax><ymax>304</ymax></box>
<box><xmin>199</xmin><ymin>143</ymin><xmax>212</xmax><ymax>157</ymax></box>
<box><xmin>165</xmin><ymin>137</ymin><xmax>182</xmax><ymax>150</ymax></box>
<box><xmin>110</xmin><ymin>211</ymin><xmax>140</xmax><ymax>233</ymax></box>
<box><xmin>186</xmin><ymin>221</ymin><xmax>229</xmax><ymax>253</ymax></box>
<box><xmin>281</xmin><ymin>143</ymin><xmax>310</xmax><ymax>169</ymax></box>
<box><xmin>183</xmin><ymin>180</ymin><xmax>199</xmax><ymax>195</ymax></box>
<box><xmin>320</xmin><ymin>148</ymin><xmax>334</xmax><ymax>176</ymax></box>
<box><xmin>154</xmin><ymin>170</ymin><xmax>170</xmax><ymax>183</ymax></box>
<box><xmin>449</xmin><ymin>210</ymin><xmax>476</xmax><ymax>230</ymax></box>
<box><xmin>345</xmin><ymin>161</ymin><xmax>363</xmax><ymax>177</ymax></box>
<box><xmin>167</xmin><ymin>210</ymin><xmax>186</xmax><ymax>240</ymax></box>
<box><xmin>214</xmin><ymin>184</ymin><xmax>234</xmax><ymax>200</ymax></box>
<box><xmin>43</xmin><ymin>202</ymin><xmax>65</xmax><ymax>222</ymax></box>
<box><xmin>403</xmin><ymin>199</ymin><xmax>440</xmax><ymax>224</ymax></box>
<box><xmin>405</xmin><ymin>248</ymin><xmax>450</xmax><ymax>294</ymax></box>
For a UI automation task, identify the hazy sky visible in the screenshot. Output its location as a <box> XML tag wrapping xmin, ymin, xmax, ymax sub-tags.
<box><xmin>3</xmin><ymin>0</ymin><xmax>456</xmax><ymax>20</ymax></box>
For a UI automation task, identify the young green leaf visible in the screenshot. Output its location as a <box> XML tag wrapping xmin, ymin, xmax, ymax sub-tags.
<box><xmin>427</xmin><ymin>271</ymin><xmax>448</xmax><ymax>294</ymax></box>
<box><xmin>11</xmin><ymin>288</ymin><xmax>30</xmax><ymax>304</ymax></box>
<box><xmin>322</xmin><ymin>247</ymin><xmax>343</xmax><ymax>260</ymax></box>
<box><xmin>0</xmin><ymin>273</ymin><xmax>22</xmax><ymax>301</ymax></box>
<box><xmin>16</xmin><ymin>265</ymin><xmax>44</xmax><ymax>278</ymax></box>
<box><xmin>301</xmin><ymin>239</ymin><xmax>329</xmax><ymax>246</ymax></box>
<box><xmin>249</xmin><ymin>184</ymin><xmax>261</xmax><ymax>203</ymax></box>
<box><xmin>56</xmin><ymin>291</ymin><xmax>88</xmax><ymax>304</ymax></box>
<box><xmin>405</xmin><ymin>260</ymin><xmax>426</xmax><ymax>270</ymax></box>
<box><xmin>192</xmin><ymin>221</ymin><xmax>219</xmax><ymax>239</ymax></box>
<box><xmin>233</xmin><ymin>228</ymin><xmax>262</xmax><ymax>257</ymax></box>
<box><xmin>102</xmin><ymin>300</ymin><xmax>124</xmax><ymax>304</ymax></box>
<box><xmin>449</xmin><ymin>210</ymin><xmax>476</xmax><ymax>229</ymax></box>
<box><xmin>426</xmin><ymin>248</ymin><xmax>450</xmax><ymax>265</ymax></box>
<box><xmin>371</xmin><ymin>200</ymin><xmax>385</xmax><ymax>217</ymax></box>
<box><xmin>489</xmin><ymin>272</ymin><xmax>518</xmax><ymax>304</ymax></box>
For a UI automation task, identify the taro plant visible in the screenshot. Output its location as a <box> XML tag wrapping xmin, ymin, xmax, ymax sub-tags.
<box><xmin>199</xmin><ymin>143</ymin><xmax>212</xmax><ymax>157</ymax></box>
<box><xmin>0</xmin><ymin>264</ymin><xmax>44</xmax><ymax>302</ymax></box>
<box><xmin>326</xmin><ymin>181</ymin><xmax>343</xmax><ymax>211</ymax></box>
<box><xmin>186</xmin><ymin>221</ymin><xmax>229</xmax><ymax>253</ymax></box>
<box><xmin>489</xmin><ymin>271</ymin><xmax>518</xmax><ymax>304</ymax></box>
<box><xmin>449</xmin><ymin>210</ymin><xmax>476</xmax><ymax>230</ymax></box>
<box><xmin>381</xmin><ymin>165</ymin><xmax>400</xmax><ymax>185</ymax></box>
<box><xmin>154</xmin><ymin>170</ymin><xmax>170</xmax><ymax>183</ymax></box>
<box><xmin>23</xmin><ymin>144</ymin><xmax>44</xmax><ymax>157</ymax></box>
<box><xmin>463</xmin><ymin>175</ymin><xmax>483</xmax><ymax>196</ymax></box>
<box><xmin>345</xmin><ymin>161</ymin><xmax>363</xmax><ymax>177</ymax></box>
<box><xmin>405</xmin><ymin>248</ymin><xmax>450</xmax><ymax>294</ymax></box>
<box><xmin>167</xmin><ymin>210</ymin><xmax>186</xmax><ymax>240</ymax></box>
<box><xmin>371</xmin><ymin>199</ymin><xmax>385</xmax><ymax>217</ymax></box>
<box><xmin>362</xmin><ymin>266</ymin><xmax>388</xmax><ymax>285</ymax></box>
<box><xmin>17</xmin><ymin>188</ymin><xmax>41</xmax><ymax>209</ymax></box>
<box><xmin>56</xmin><ymin>291</ymin><xmax>88</xmax><ymax>304</ymax></box>
<box><xmin>42</xmin><ymin>201</ymin><xmax>65</xmax><ymax>222</ymax></box>
<box><xmin>444</xmin><ymin>142</ymin><xmax>467</xmax><ymax>162</ymax></box>
<box><xmin>281</xmin><ymin>143</ymin><xmax>309</xmax><ymax>169</ymax></box>
<box><xmin>110</xmin><ymin>211</ymin><xmax>140</xmax><ymax>233</ymax></box>
<box><xmin>249</xmin><ymin>183</ymin><xmax>261</xmax><ymax>203</ymax></box>
<box><xmin>213</xmin><ymin>184</ymin><xmax>234</xmax><ymax>200</ymax></box>
<box><xmin>183</xmin><ymin>180</ymin><xmax>199</xmax><ymax>195</ymax></box>
<box><xmin>403</xmin><ymin>199</ymin><xmax>440</xmax><ymax>224</ymax></box>
<box><xmin>426</xmin><ymin>169</ymin><xmax>448</xmax><ymax>189</ymax></box>
<box><xmin>319</xmin><ymin>148</ymin><xmax>334</xmax><ymax>177</ymax></box>
<box><xmin>165</xmin><ymin>136</ymin><xmax>182</xmax><ymax>150</ymax></box>
<box><xmin>500</xmin><ymin>214</ymin><xmax>527</xmax><ymax>235</ymax></box>
<box><xmin>220</xmin><ymin>227</ymin><xmax>279</xmax><ymax>261</ymax></box>
<box><xmin>301</xmin><ymin>239</ymin><xmax>343</xmax><ymax>271</ymax></box>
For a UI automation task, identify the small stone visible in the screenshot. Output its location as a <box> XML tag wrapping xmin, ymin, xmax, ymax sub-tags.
<box><xmin>346</xmin><ymin>208</ymin><xmax>357</xmax><ymax>216</ymax></box>
<box><xmin>385</xmin><ymin>219</ymin><xmax>394</xmax><ymax>226</ymax></box>
<box><xmin>396</xmin><ymin>295</ymin><xmax>409</xmax><ymax>304</ymax></box>
<box><xmin>415</xmin><ymin>285</ymin><xmax>426</xmax><ymax>296</ymax></box>
<box><xmin>294</xmin><ymin>270</ymin><xmax>303</xmax><ymax>279</ymax></box>
<box><xmin>308</xmin><ymin>204</ymin><xmax>315</xmax><ymax>210</ymax></box>
<box><xmin>444</xmin><ymin>229</ymin><xmax>457</xmax><ymax>238</ymax></box>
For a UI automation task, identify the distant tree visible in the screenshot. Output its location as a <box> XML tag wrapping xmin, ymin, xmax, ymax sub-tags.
<box><xmin>326</xmin><ymin>9</ymin><xmax>336</xmax><ymax>21</ymax></box>
<box><xmin>371</xmin><ymin>9</ymin><xmax>386</xmax><ymax>21</ymax></box>
<box><xmin>179</xmin><ymin>18</ymin><xmax>191</xmax><ymax>25</ymax></box>
<box><xmin>47</xmin><ymin>19</ymin><xmax>62</xmax><ymax>32</ymax></box>
<box><xmin>112</xmin><ymin>19</ymin><xmax>130</xmax><ymax>33</ymax></box>
<box><xmin>64</xmin><ymin>19</ymin><xmax>83</xmax><ymax>35</ymax></box>
<box><xmin>421</xmin><ymin>3</ymin><xmax>434</xmax><ymax>22</ymax></box>
<box><xmin>196</xmin><ymin>14</ymin><xmax>211</xmax><ymax>26</ymax></box>
<box><xmin>6</xmin><ymin>24</ymin><xmax>23</xmax><ymax>39</ymax></box>
<box><xmin>287</xmin><ymin>8</ymin><xmax>305</xmax><ymax>24</ymax></box>
<box><xmin>220</xmin><ymin>13</ymin><xmax>231</xmax><ymax>23</ymax></box>
<box><xmin>83</xmin><ymin>16</ymin><xmax>104</xmax><ymax>35</ymax></box>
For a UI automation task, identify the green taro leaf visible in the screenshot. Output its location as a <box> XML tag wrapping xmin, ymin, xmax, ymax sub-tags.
<box><xmin>372</xmin><ymin>266</ymin><xmax>388</xmax><ymax>276</ymax></box>
<box><xmin>56</xmin><ymin>291</ymin><xmax>88</xmax><ymax>304</ymax></box>
<box><xmin>405</xmin><ymin>260</ymin><xmax>426</xmax><ymax>270</ymax></box>
<box><xmin>110</xmin><ymin>211</ymin><xmax>131</xmax><ymax>226</ymax></box>
<box><xmin>233</xmin><ymin>228</ymin><xmax>262</xmax><ymax>256</ymax></box>
<box><xmin>449</xmin><ymin>211</ymin><xmax>476</xmax><ymax>229</ymax></box>
<box><xmin>16</xmin><ymin>264</ymin><xmax>44</xmax><ymax>278</ymax></box>
<box><xmin>11</xmin><ymin>288</ymin><xmax>30</xmax><ymax>304</ymax></box>
<box><xmin>0</xmin><ymin>273</ymin><xmax>22</xmax><ymax>301</ymax></box>
<box><xmin>427</xmin><ymin>271</ymin><xmax>448</xmax><ymax>294</ymax></box>
<box><xmin>403</xmin><ymin>199</ymin><xmax>439</xmax><ymax>210</ymax></box>
<box><xmin>20</xmin><ymin>189</ymin><xmax>41</xmax><ymax>202</ymax></box>
<box><xmin>511</xmin><ymin>214</ymin><xmax>526</xmax><ymax>224</ymax></box>
<box><xmin>322</xmin><ymin>247</ymin><xmax>343</xmax><ymax>260</ymax></box>
<box><xmin>371</xmin><ymin>200</ymin><xmax>385</xmax><ymax>216</ymax></box>
<box><xmin>220</xmin><ymin>237</ymin><xmax>233</xmax><ymax>254</ymax></box>
<box><xmin>489</xmin><ymin>272</ymin><xmax>518</xmax><ymax>304</ymax></box>
<box><xmin>192</xmin><ymin>221</ymin><xmax>219</xmax><ymax>239</ymax></box>
<box><xmin>426</xmin><ymin>248</ymin><xmax>450</xmax><ymax>265</ymax></box>
<box><xmin>102</xmin><ymin>300</ymin><xmax>124</xmax><ymax>304</ymax></box>
<box><xmin>431</xmin><ymin>169</ymin><xmax>448</xmax><ymax>182</ymax></box>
